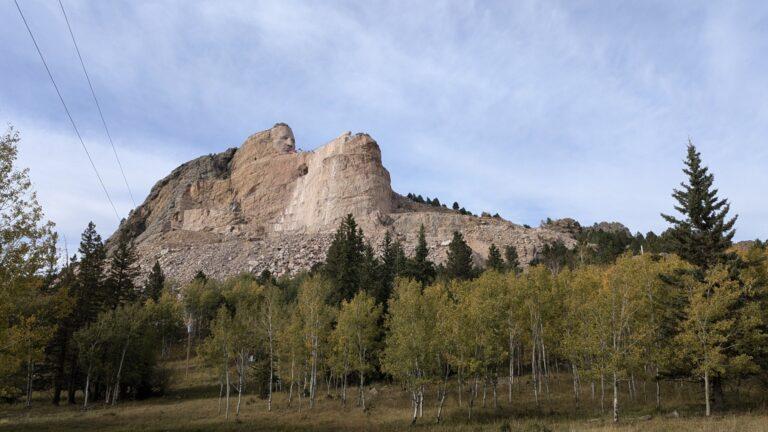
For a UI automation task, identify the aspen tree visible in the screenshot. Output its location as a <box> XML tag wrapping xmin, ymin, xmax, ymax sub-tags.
<box><xmin>332</xmin><ymin>291</ymin><xmax>381</xmax><ymax>410</ymax></box>
<box><xmin>599</xmin><ymin>254</ymin><xmax>653</xmax><ymax>422</ymax></box>
<box><xmin>423</xmin><ymin>283</ymin><xmax>454</xmax><ymax>422</ymax></box>
<box><xmin>382</xmin><ymin>278</ymin><xmax>433</xmax><ymax>425</ymax></box>
<box><xmin>296</xmin><ymin>276</ymin><xmax>335</xmax><ymax>409</ymax></box>
<box><xmin>676</xmin><ymin>265</ymin><xmax>748</xmax><ymax>416</ymax></box>
<box><xmin>258</xmin><ymin>283</ymin><xmax>284</xmax><ymax>412</ymax></box>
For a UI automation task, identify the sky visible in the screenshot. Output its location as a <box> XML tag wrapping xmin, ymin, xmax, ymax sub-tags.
<box><xmin>1</xmin><ymin>1</ymin><xmax>767</xmax><ymax>256</ymax></box>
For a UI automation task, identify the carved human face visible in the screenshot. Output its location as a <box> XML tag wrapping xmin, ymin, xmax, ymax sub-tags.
<box><xmin>272</xmin><ymin>125</ymin><xmax>296</xmax><ymax>153</ymax></box>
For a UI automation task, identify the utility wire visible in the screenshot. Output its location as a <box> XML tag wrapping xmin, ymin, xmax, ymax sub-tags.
<box><xmin>14</xmin><ymin>0</ymin><xmax>121</xmax><ymax>222</ymax></box>
<box><xmin>58</xmin><ymin>0</ymin><xmax>136</xmax><ymax>207</ymax></box>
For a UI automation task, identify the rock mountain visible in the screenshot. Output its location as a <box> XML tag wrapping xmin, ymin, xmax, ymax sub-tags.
<box><xmin>114</xmin><ymin>124</ymin><xmax>576</xmax><ymax>281</ymax></box>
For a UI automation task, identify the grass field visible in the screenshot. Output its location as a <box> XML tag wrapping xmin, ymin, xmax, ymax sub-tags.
<box><xmin>2</xmin><ymin>360</ymin><xmax>767</xmax><ymax>431</ymax></box>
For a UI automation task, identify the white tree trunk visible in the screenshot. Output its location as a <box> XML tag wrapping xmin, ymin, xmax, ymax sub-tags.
<box><xmin>83</xmin><ymin>366</ymin><xmax>91</xmax><ymax>410</ymax></box>
<box><xmin>225</xmin><ymin>364</ymin><xmax>231</xmax><ymax>420</ymax></box>
<box><xmin>704</xmin><ymin>371</ymin><xmax>711</xmax><ymax>417</ymax></box>
<box><xmin>236</xmin><ymin>356</ymin><xmax>243</xmax><ymax>417</ymax></box>
<box><xmin>612</xmin><ymin>371</ymin><xmax>619</xmax><ymax>423</ymax></box>
<box><xmin>25</xmin><ymin>358</ymin><xmax>33</xmax><ymax>408</ymax></box>
<box><xmin>112</xmin><ymin>336</ymin><xmax>131</xmax><ymax>405</ymax></box>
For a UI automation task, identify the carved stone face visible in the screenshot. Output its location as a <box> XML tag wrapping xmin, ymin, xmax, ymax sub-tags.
<box><xmin>272</xmin><ymin>124</ymin><xmax>296</xmax><ymax>153</ymax></box>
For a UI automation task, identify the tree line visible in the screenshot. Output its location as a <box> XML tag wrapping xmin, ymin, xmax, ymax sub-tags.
<box><xmin>1</xmin><ymin>127</ymin><xmax>766</xmax><ymax>425</ymax></box>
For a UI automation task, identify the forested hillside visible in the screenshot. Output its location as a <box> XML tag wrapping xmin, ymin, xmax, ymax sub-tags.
<box><xmin>1</xmin><ymin>127</ymin><xmax>767</xmax><ymax>431</ymax></box>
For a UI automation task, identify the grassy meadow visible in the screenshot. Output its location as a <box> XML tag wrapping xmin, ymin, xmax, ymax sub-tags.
<box><xmin>2</xmin><ymin>359</ymin><xmax>767</xmax><ymax>432</ymax></box>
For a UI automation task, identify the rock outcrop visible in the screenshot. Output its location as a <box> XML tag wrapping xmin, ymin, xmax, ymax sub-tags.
<box><xmin>115</xmin><ymin>124</ymin><xmax>576</xmax><ymax>281</ymax></box>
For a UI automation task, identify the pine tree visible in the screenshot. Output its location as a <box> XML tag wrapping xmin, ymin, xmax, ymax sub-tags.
<box><xmin>452</xmin><ymin>202</ymin><xmax>459</xmax><ymax>210</ymax></box>
<box><xmin>105</xmin><ymin>231</ymin><xmax>139</xmax><ymax>309</ymax></box>
<box><xmin>378</xmin><ymin>232</ymin><xmax>404</xmax><ymax>307</ymax></box>
<box><xmin>359</xmin><ymin>240</ymin><xmax>381</xmax><ymax>299</ymax></box>
<box><xmin>144</xmin><ymin>261</ymin><xmax>165</xmax><ymax>302</ymax></box>
<box><xmin>76</xmin><ymin>222</ymin><xmax>108</xmax><ymax>319</ymax></box>
<box><xmin>404</xmin><ymin>225</ymin><xmax>436</xmax><ymax>286</ymax></box>
<box><xmin>504</xmin><ymin>245</ymin><xmax>521</xmax><ymax>274</ymax></box>
<box><xmin>662</xmin><ymin>142</ymin><xmax>737</xmax><ymax>270</ymax></box>
<box><xmin>486</xmin><ymin>243</ymin><xmax>504</xmax><ymax>272</ymax></box>
<box><xmin>193</xmin><ymin>270</ymin><xmax>208</xmax><ymax>282</ymax></box>
<box><xmin>324</xmin><ymin>214</ymin><xmax>366</xmax><ymax>303</ymax></box>
<box><xmin>444</xmin><ymin>231</ymin><xmax>474</xmax><ymax>280</ymax></box>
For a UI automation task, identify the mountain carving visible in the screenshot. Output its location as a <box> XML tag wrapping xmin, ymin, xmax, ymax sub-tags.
<box><xmin>115</xmin><ymin>124</ymin><xmax>576</xmax><ymax>281</ymax></box>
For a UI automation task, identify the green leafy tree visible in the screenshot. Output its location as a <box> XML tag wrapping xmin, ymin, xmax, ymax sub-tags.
<box><xmin>382</xmin><ymin>278</ymin><xmax>433</xmax><ymax>424</ymax></box>
<box><xmin>332</xmin><ymin>291</ymin><xmax>381</xmax><ymax>409</ymax></box>
<box><xmin>675</xmin><ymin>265</ymin><xmax>748</xmax><ymax>416</ymax></box>
<box><xmin>296</xmin><ymin>275</ymin><xmax>335</xmax><ymax>408</ymax></box>
<box><xmin>0</xmin><ymin>127</ymin><xmax>63</xmax><ymax>402</ymax></box>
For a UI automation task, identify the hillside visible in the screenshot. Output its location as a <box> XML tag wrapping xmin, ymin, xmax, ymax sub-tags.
<box><xmin>114</xmin><ymin>124</ymin><xmax>575</xmax><ymax>281</ymax></box>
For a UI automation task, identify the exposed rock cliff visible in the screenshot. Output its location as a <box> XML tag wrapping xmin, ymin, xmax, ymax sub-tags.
<box><xmin>115</xmin><ymin>124</ymin><xmax>576</xmax><ymax>281</ymax></box>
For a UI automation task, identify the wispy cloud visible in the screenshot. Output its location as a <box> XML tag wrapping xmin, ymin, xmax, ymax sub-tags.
<box><xmin>1</xmin><ymin>0</ymin><xmax>766</xmax><ymax>250</ymax></box>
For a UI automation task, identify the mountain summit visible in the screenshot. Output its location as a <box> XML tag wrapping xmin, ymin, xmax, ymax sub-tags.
<box><xmin>114</xmin><ymin>124</ymin><xmax>574</xmax><ymax>280</ymax></box>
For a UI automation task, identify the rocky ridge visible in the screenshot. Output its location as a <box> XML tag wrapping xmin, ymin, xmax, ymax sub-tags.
<box><xmin>115</xmin><ymin>124</ymin><xmax>577</xmax><ymax>281</ymax></box>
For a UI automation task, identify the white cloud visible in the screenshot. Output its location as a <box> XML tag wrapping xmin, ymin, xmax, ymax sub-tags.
<box><xmin>1</xmin><ymin>0</ymin><xmax>766</xmax><ymax>247</ymax></box>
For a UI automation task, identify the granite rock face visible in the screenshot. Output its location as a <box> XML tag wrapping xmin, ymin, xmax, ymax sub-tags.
<box><xmin>114</xmin><ymin>124</ymin><xmax>576</xmax><ymax>282</ymax></box>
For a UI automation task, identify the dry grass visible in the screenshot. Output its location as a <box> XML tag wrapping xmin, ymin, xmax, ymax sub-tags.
<box><xmin>1</xmin><ymin>360</ymin><xmax>766</xmax><ymax>431</ymax></box>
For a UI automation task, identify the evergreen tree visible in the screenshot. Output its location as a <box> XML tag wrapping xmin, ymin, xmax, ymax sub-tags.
<box><xmin>324</xmin><ymin>214</ymin><xmax>365</xmax><ymax>303</ymax></box>
<box><xmin>193</xmin><ymin>270</ymin><xmax>207</xmax><ymax>283</ymax></box>
<box><xmin>377</xmin><ymin>232</ymin><xmax>404</xmax><ymax>307</ymax></box>
<box><xmin>359</xmin><ymin>240</ymin><xmax>381</xmax><ymax>299</ymax></box>
<box><xmin>444</xmin><ymin>231</ymin><xmax>474</xmax><ymax>280</ymax></box>
<box><xmin>404</xmin><ymin>225</ymin><xmax>436</xmax><ymax>286</ymax></box>
<box><xmin>662</xmin><ymin>143</ymin><xmax>737</xmax><ymax>270</ymax></box>
<box><xmin>257</xmin><ymin>269</ymin><xmax>275</xmax><ymax>286</ymax></box>
<box><xmin>452</xmin><ymin>202</ymin><xmax>459</xmax><ymax>210</ymax></box>
<box><xmin>75</xmin><ymin>222</ymin><xmax>108</xmax><ymax>320</ymax></box>
<box><xmin>486</xmin><ymin>243</ymin><xmax>504</xmax><ymax>272</ymax></box>
<box><xmin>538</xmin><ymin>240</ymin><xmax>575</xmax><ymax>274</ymax></box>
<box><xmin>105</xmin><ymin>231</ymin><xmax>139</xmax><ymax>309</ymax></box>
<box><xmin>144</xmin><ymin>261</ymin><xmax>165</xmax><ymax>302</ymax></box>
<box><xmin>504</xmin><ymin>245</ymin><xmax>521</xmax><ymax>274</ymax></box>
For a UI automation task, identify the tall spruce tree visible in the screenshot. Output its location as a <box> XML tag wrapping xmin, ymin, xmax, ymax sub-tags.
<box><xmin>404</xmin><ymin>224</ymin><xmax>436</xmax><ymax>286</ymax></box>
<box><xmin>144</xmin><ymin>261</ymin><xmax>166</xmax><ymax>302</ymax></box>
<box><xmin>324</xmin><ymin>214</ymin><xmax>366</xmax><ymax>303</ymax></box>
<box><xmin>486</xmin><ymin>243</ymin><xmax>504</xmax><ymax>272</ymax></box>
<box><xmin>378</xmin><ymin>232</ymin><xmax>405</xmax><ymax>306</ymax></box>
<box><xmin>504</xmin><ymin>245</ymin><xmax>521</xmax><ymax>274</ymax></box>
<box><xmin>76</xmin><ymin>222</ymin><xmax>107</xmax><ymax>319</ymax></box>
<box><xmin>661</xmin><ymin>142</ymin><xmax>737</xmax><ymax>270</ymax></box>
<box><xmin>105</xmin><ymin>231</ymin><xmax>139</xmax><ymax>309</ymax></box>
<box><xmin>444</xmin><ymin>231</ymin><xmax>474</xmax><ymax>280</ymax></box>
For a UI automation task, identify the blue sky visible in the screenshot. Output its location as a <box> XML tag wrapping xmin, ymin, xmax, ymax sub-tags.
<box><xmin>1</xmin><ymin>1</ymin><xmax>766</xmax><ymax>255</ymax></box>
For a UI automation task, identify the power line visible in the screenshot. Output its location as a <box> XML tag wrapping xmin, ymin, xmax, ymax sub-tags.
<box><xmin>58</xmin><ymin>0</ymin><xmax>136</xmax><ymax>207</ymax></box>
<box><xmin>14</xmin><ymin>0</ymin><xmax>121</xmax><ymax>222</ymax></box>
